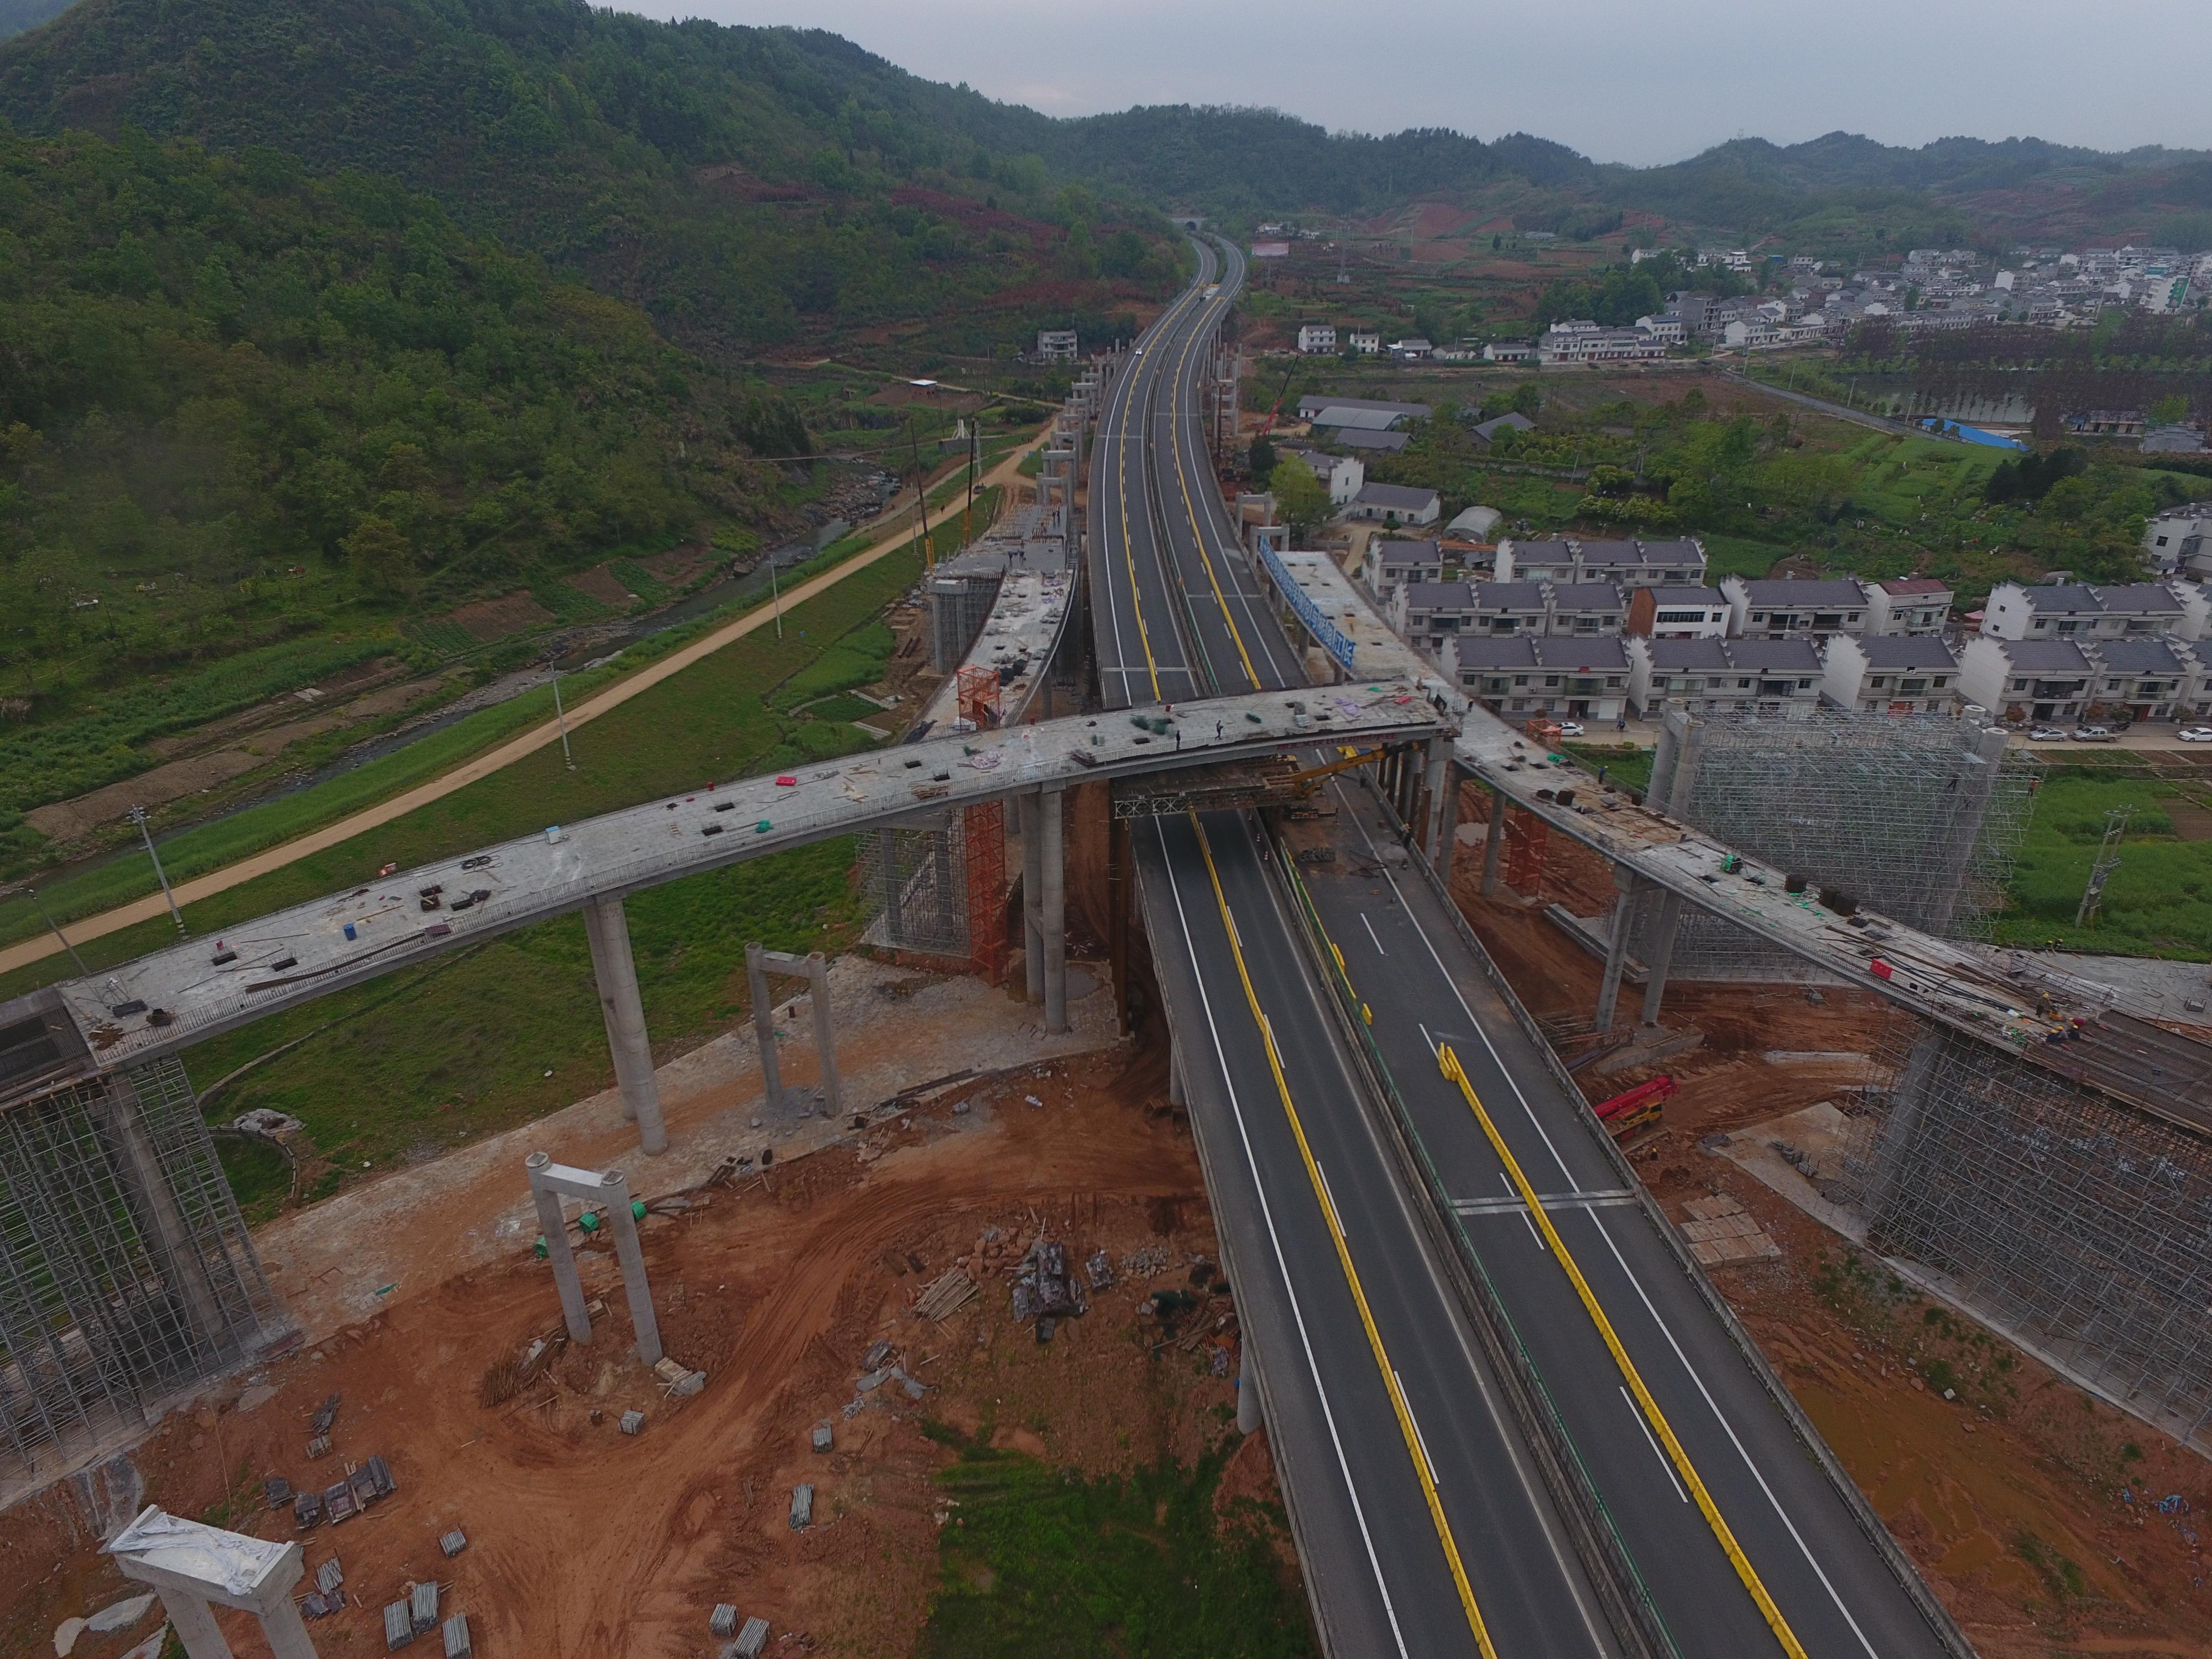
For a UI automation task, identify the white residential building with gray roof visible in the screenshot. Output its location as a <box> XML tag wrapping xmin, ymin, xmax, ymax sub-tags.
<box><xmin>1444</xmin><ymin>635</ymin><xmax>1631</xmax><ymax>722</ymax></box>
<box><xmin>1625</xmin><ymin>636</ymin><xmax>1826</xmax><ymax>719</ymax></box>
<box><xmin>1720</xmin><ymin>575</ymin><xmax>1870</xmax><ymax>639</ymax></box>
<box><xmin>1820</xmin><ymin>635</ymin><xmax>1962</xmax><ymax>715</ymax></box>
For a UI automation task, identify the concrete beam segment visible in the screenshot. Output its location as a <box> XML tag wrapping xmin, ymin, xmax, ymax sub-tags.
<box><xmin>745</xmin><ymin>941</ymin><xmax>782</xmax><ymax>1108</ymax></box>
<box><xmin>601</xmin><ymin>1169</ymin><xmax>664</xmax><ymax>1366</ymax></box>
<box><xmin>1480</xmin><ymin>786</ymin><xmax>1507</xmax><ymax>896</ymax></box>
<box><xmin>1640</xmin><ymin>889</ymin><xmax>1686</xmax><ymax>1026</ymax></box>
<box><xmin>165</xmin><ymin>1593</ymin><xmax>234</xmax><ymax>1659</ymax></box>
<box><xmin>1594</xmin><ymin>864</ymin><xmax>1642</xmax><ymax>1031</ymax></box>
<box><xmin>805</xmin><ymin>952</ymin><xmax>840</xmax><ymax>1117</ymax></box>
<box><xmin>582</xmin><ymin>894</ymin><xmax>666</xmax><ymax>1155</ymax></box>
<box><xmin>524</xmin><ymin>1153</ymin><xmax>592</xmax><ymax>1343</ymax></box>
<box><xmin>1041</xmin><ymin>787</ymin><xmax>1068</xmax><ymax>1035</ymax></box>
<box><xmin>1022</xmin><ymin>800</ymin><xmax>1044</xmax><ymax>1004</ymax></box>
<box><xmin>47</xmin><ymin>687</ymin><xmax>1450</xmax><ymax>1082</ymax></box>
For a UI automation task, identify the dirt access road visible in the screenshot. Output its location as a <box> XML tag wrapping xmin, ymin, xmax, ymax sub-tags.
<box><xmin>0</xmin><ymin>435</ymin><xmax>1047</xmax><ymax>980</ymax></box>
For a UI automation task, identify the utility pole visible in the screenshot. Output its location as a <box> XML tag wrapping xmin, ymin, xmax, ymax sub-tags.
<box><xmin>768</xmin><ymin>552</ymin><xmax>784</xmax><ymax>639</ymax></box>
<box><xmin>2076</xmin><ymin>805</ymin><xmax>2132</xmax><ymax>928</ymax></box>
<box><xmin>13</xmin><ymin>886</ymin><xmax>87</xmax><ymax>975</ymax></box>
<box><xmin>129</xmin><ymin>806</ymin><xmax>186</xmax><ymax>938</ymax></box>
<box><xmin>907</xmin><ymin>419</ymin><xmax>934</xmax><ymax>570</ymax></box>
<box><xmin>551</xmin><ymin>664</ymin><xmax>575</xmax><ymax>769</ymax></box>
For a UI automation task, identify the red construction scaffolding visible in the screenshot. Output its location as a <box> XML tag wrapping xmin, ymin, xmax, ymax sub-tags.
<box><xmin>957</xmin><ymin>665</ymin><xmax>1000</xmax><ymax>729</ymax></box>
<box><xmin>1502</xmin><ymin>808</ymin><xmax>1548</xmax><ymax>896</ymax></box>
<box><xmin>964</xmin><ymin>800</ymin><xmax>1007</xmax><ymax>984</ymax></box>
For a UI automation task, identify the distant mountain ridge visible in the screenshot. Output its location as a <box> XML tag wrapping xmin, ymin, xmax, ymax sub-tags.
<box><xmin>3</xmin><ymin>0</ymin><xmax>2208</xmax><ymax>249</ymax></box>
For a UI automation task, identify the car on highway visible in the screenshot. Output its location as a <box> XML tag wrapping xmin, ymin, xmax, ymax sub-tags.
<box><xmin>2069</xmin><ymin>725</ymin><xmax>2119</xmax><ymax>742</ymax></box>
<box><xmin>2027</xmin><ymin>725</ymin><xmax>2069</xmax><ymax>741</ymax></box>
<box><xmin>2182</xmin><ymin>727</ymin><xmax>2212</xmax><ymax>743</ymax></box>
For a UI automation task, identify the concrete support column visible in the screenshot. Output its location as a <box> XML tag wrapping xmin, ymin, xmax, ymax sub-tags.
<box><xmin>1665</xmin><ymin>710</ymin><xmax>1706</xmax><ymax>820</ymax></box>
<box><xmin>1480</xmin><ymin>788</ymin><xmax>1507</xmax><ymax>897</ymax></box>
<box><xmin>258</xmin><ymin>1590</ymin><xmax>320</xmax><ymax>1659</ymax></box>
<box><xmin>602</xmin><ymin>1170</ymin><xmax>664</xmax><ymax>1365</ymax></box>
<box><xmin>583</xmin><ymin>894</ymin><xmax>667</xmax><ymax>1155</ymax></box>
<box><xmin>1236</xmin><ymin>1350</ymin><xmax>1262</xmax><ymax>1434</ymax></box>
<box><xmin>525</xmin><ymin>1152</ymin><xmax>592</xmax><ymax>1344</ymax></box>
<box><xmin>162</xmin><ymin>1593</ymin><xmax>234</xmax><ymax>1659</ymax></box>
<box><xmin>1640</xmin><ymin>890</ymin><xmax>1686</xmax><ymax>1026</ymax></box>
<box><xmin>1594</xmin><ymin>865</ymin><xmax>1642</xmax><ymax>1031</ymax></box>
<box><xmin>1433</xmin><ymin>761</ymin><xmax>1463</xmax><ymax>880</ymax></box>
<box><xmin>747</xmin><ymin>941</ymin><xmax>783</xmax><ymax>1110</ymax></box>
<box><xmin>1041</xmin><ymin>787</ymin><xmax>1068</xmax><ymax>1035</ymax></box>
<box><xmin>1022</xmin><ymin>798</ymin><xmax>1045</xmax><ymax>1004</ymax></box>
<box><xmin>1421</xmin><ymin>737</ymin><xmax>1449</xmax><ymax>857</ymax></box>
<box><xmin>806</xmin><ymin>952</ymin><xmax>841</xmax><ymax>1117</ymax></box>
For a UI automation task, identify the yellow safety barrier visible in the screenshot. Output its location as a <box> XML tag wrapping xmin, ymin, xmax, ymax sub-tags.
<box><xmin>1436</xmin><ymin>1045</ymin><xmax>1809</xmax><ymax>1659</ymax></box>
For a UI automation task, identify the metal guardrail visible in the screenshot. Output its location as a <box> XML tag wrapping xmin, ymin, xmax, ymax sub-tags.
<box><xmin>1379</xmin><ymin>775</ymin><xmax>1980</xmax><ymax>1659</ymax></box>
<box><xmin>1270</xmin><ymin>839</ymin><xmax>1678</xmax><ymax>1659</ymax></box>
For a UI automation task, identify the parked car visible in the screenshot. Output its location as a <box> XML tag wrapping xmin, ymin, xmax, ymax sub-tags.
<box><xmin>2069</xmin><ymin>725</ymin><xmax>2118</xmax><ymax>743</ymax></box>
<box><xmin>2026</xmin><ymin>725</ymin><xmax>2069</xmax><ymax>742</ymax></box>
<box><xmin>2180</xmin><ymin>726</ymin><xmax>2212</xmax><ymax>743</ymax></box>
<box><xmin>1556</xmin><ymin>721</ymin><xmax>1585</xmax><ymax>737</ymax></box>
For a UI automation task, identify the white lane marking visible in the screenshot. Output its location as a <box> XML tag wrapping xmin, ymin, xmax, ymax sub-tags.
<box><xmin>1339</xmin><ymin>791</ymin><xmax>1887</xmax><ymax>1657</ymax></box>
<box><xmin>1396</xmin><ymin>1370</ymin><xmax>1442</xmax><ymax>1489</ymax></box>
<box><xmin>1417</xmin><ymin>1022</ymin><xmax>1437</xmax><ymax>1056</ymax></box>
<box><xmin>1508</xmin><ymin>1175</ymin><xmax>1546</xmax><ymax>1251</ymax></box>
<box><xmin>1151</xmin><ymin>817</ymin><xmax>1412</xmax><ymax>1657</ymax></box>
<box><xmin>1315</xmin><ymin>1160</ymin><xmax>1346</xmax><ymax>1237</ymax></box>
<box><xmin>1361</xmin><ymin>914</ymin><xmax>1387</xmax><ymax>956</ymax></box>
<box><xmin>1578</xmin><ymin>1208</ymin><xmax>1882</xmax><ymax>1658</ymax></box>
<box><xmin>1623</xmin><ymin>1385</ymin><xmax>1688</xmax><ymax>1503</ymax></box>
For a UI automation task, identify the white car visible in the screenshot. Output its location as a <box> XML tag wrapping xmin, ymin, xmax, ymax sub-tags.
<box><xmin>2180</xmin><ymin>727</ymin><xmax>2212</xmax><ymax>743</ymax></box>
<box><xmin>2026</xmin><ymin>725</ymin><xmax>2069</xmax><ymax>742</ymax></box>
<box><xmin>1556</xmin><ymin>721</ymin><xmax>1585</xmax><ymax>737</ymax></box>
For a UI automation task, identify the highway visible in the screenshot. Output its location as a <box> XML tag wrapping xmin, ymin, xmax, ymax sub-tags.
<box><xmin>1086</xmin><ymin>241</ymin><xmax>1969</xmax><ymax>1658</ymax></box>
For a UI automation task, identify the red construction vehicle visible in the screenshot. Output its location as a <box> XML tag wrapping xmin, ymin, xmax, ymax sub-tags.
<box><xmin>1592</xmin><ymin>1076</ymin><xmax>1676</xmax><ymax>1142</ymax></box>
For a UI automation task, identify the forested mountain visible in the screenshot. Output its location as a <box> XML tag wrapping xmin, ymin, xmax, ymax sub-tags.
<box><xmin>0</xmin><ymin>0</ymin><xmax>1185</xmax><ymax>352</ymax></box>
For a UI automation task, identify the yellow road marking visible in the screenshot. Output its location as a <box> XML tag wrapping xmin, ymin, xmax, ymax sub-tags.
<box><xmin>1436</xmin><ymin>1045</ymin><xmax>1810</xmax><ymax>1659</ymax></box>
<box><xmin>1188</xmin><ymin>818</ymin><xmax>1500</xmax><ymax>1658</ymax></box>
<box><xmin>1110</xmin><ymin>278</ymin><xmax>1206</xmax><ymax>702</ymax></box>
<box><xmin>1165</xmin><ymin>287</ymin><xmax>1261</xmax><ymax>689</ymax></box>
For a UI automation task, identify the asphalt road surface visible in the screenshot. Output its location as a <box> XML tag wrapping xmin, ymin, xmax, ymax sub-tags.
<box><xmin>1087</xmin><ymin>242</ymin><xmax>1961</xmax><ymax>1658</ymax></box>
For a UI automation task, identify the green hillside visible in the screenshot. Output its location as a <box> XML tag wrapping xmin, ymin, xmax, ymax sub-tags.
<box><xmin>0</xmin><ymin>0</ymin><xmax>1187</xmax><ymax>352</ymax></box>
<box><xmin>0</xmin><ymin>0</ymin><xmax>71</xmax><ymax>40</ymax></box>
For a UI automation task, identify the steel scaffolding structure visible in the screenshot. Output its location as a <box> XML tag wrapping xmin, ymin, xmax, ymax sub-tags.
<box><xmin>1636</xmin><ymin>708</ymin><xmax>2038</xmax><ymax>979</ymax></box>
<box><xmin>857</xmin><ymin>811</ymin><xmax>973</xmax><ymax>960</ymax></box>
<box><xmin>1844</xmin><ymin>1018</ymin><xmax>2212</xmax><ymax>1449</ymax></box>
<box><xmin>1</xmin><ymin>1056</ymin><xmax>285</xmax><ymax>1501</ymax></box>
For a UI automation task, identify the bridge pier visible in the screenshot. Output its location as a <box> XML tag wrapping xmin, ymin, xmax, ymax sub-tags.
<box><xmin>1480</xmin><ymin>785</ymin><xmax>1507</xmax><ymax>896</ymax></box>
<box><xmin>583</xmin><ymin>893</ymin><xmax>667</xmax><ymax>1155</ymax></box>
<box><xmin>1021</xmin><ymin>796</ymin><xmax>1045</xmax><ymax>1004</ymax></box>
<box><xmin>1041</xmin><ymin>787</ymin><xmax>1068</xmax><ymax>1035</ymax></box>
<box><xmin>1640</xmin><ymin>889</ymin><xmax>1686</xmax><ymax>1025</ymax></box>
<box><xmin>1421</xmin><ymin>737</ymin><xmax>1450</xmax><ymax>861</ymax></box>
<box><xmin>1594</xmin><ymin>864</ymin><xmax>1644</xmax><ymax>1032</ymax></box>
<box><xmin>1433</xmin><ymin>755</ymin><xmax>1463</xmax><ymax>880</ymax></box>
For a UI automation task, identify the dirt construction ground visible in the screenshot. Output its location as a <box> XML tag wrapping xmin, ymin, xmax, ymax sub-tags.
<box><xmin>1</xmin><ymin>1048</ymin><xmax>1291</xmax><ymax>1659</ymax></box>
<box><xmin>1451</xmin><ymin>786</ymin><xmax>2212</xmax><ymax>1657</ymax></box>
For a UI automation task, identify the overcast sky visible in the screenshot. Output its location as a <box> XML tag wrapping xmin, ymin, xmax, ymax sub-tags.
<box><xmin>638</xmin><ymin>0</ymin><xmax>2205</xmax><ymax>166</ymax></box>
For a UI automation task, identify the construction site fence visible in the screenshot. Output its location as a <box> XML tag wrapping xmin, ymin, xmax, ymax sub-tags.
<box><xmin>1374</xmin><ymin>771</ymin><xmax>1981</xmax><ymax>1659</ymax></box>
